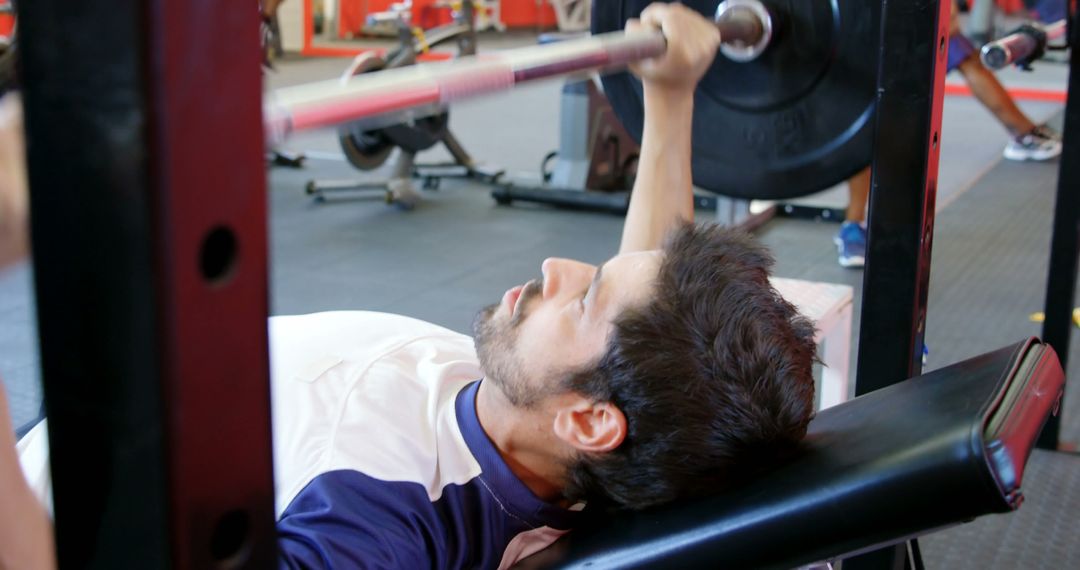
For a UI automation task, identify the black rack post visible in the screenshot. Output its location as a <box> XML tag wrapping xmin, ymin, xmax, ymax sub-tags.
<box><xmin>1037</xmin><ymin>5</ymin><xmax>1080</xmax><ymax>451</ymax></box>
<box><xmin>846</xmin><ymin>0</ymin><xmax>951</xmax><ymax>567</ymax></box>
<box><xmin>857</xmin><ymin>1</ymin><xmax>950</xmax><ymax>395</ymax></box>
<box><xmin>20</xmin><ymin>0</ymin><xmax>276</xmax><ymax>566</ymax></box>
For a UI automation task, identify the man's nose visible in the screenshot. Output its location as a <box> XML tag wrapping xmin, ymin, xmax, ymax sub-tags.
<box><xmin>540</xmin><ymin>258</ymin><xmax>592</xmax><ymax>299</ymax></box>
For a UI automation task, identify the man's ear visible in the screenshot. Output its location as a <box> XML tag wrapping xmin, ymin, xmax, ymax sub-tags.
<box><xmin>552</xmin><ymin>398</ymin><xmax>627</xmax><ymax>453</ymax></box>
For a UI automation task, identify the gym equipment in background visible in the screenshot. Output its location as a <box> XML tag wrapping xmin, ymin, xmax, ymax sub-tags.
<box><xmin>490</xmin><ymin>32</ymin><xmax>641</xmax><ymax>214</ymax></box>
<box><xmin>591</xmin><ymin>0</ymin><xmax>877</xmax><ymax>201</ymax></box>
<box><xmin>303</xmin><ymin>0</ymin><xmax>502</xmax><ymax>209</ymax></box>
<box><xmin>268</xmin><ymin>0</ymin><xmax>874</xmax><ymax>202</ymax></box>
<box><xmin>981</xmin><ymin>18</ymin><xmax>1068</xmax><ymax>70</ymax></box>
<box><xmin>470</xmin><ymin>0</ymin><xmax>506</xmax><ymax>32</ymax></box>
<box><xmin>489</xmin><ymin>19</ymin><xmax>846</xmax><ymax>226</ymax></box>
<box><xmin>550</xmin><ymin>0</ymin><xmax>591</xmax><ymax>32</ymax></box>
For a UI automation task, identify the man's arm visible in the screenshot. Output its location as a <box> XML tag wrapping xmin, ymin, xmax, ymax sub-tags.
<box><xmin>0</xmin><ymin>95</ymin><xmax>28</xmax><ymax>269</ymax></box>
<box><xmin>619</xmin><ymin>3</ymin><xmax>720</xmax><ymax>254</ymax></box>
<box><xmin>0</xmin><ymin>385</ymin><xmax>55</xmax><ymax>570</ymax></box>
<box><xmin>0</xmin><ymin>94</ymin><xmax>54</xmax><ymax>570</ymax></box>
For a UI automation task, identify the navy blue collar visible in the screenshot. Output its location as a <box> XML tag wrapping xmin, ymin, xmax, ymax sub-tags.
<box><xmin>455</xmin><ymin>381</ymin><xmax>580</xmax><ymax>531</ymax></box>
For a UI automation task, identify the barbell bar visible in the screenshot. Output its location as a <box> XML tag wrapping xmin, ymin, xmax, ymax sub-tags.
<box><xmin>264</xmin><ymin>0</ymin><xmax>771</xmax><ymax>145</ymax></box>
<box><xmin>980</xmin><ymin>19</ymin><xmax>1066</xmax><ymax>70</ymax></box>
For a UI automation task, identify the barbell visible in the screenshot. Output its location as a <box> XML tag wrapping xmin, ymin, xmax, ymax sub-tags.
<box><xmin>980</xmin><ymin>19</ymin><xmax>1067</xmax><ymax>71</ymax></box>
<box><xmin>266</xmin><ymin>0</ymin><xmax>879</xmax><ymax>201</ymax></box>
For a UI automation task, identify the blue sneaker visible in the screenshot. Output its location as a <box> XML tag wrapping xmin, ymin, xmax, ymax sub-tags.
<box><xmin>834</xmin><ymin>221</ymin><xmax>866</xmax><ymax>268</ymax></box>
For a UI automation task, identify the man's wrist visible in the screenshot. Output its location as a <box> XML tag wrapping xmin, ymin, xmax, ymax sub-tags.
<box><xmin>643</xmin><ymin>83</ymin><xmax>695</xmax><ymax>128</ymax></box>
<box><xmin>643</xmin><ymin>83</ymin><xmax>695</xmax><ymax>108</ymax></box>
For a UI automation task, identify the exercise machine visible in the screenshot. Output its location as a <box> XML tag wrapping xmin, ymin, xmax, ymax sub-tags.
<box><xmin>304</xmin><ymin>0</ymin><xmax>502</xmax><ymax>209</ymax></box>
<box><xmin>550</xmin><ymin>0</ymin><xmax>591</xmax><ymax>32</ymax></box>
<box><xmin>489</xmin><ymin>32</ymin><xmax>641</xmax><ymax>215</ymax></box>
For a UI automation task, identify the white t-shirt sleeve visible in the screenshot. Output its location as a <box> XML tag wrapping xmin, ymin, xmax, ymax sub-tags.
<box><xmin>16</xmin><ymin>420</ymin><xmax>53</xmax><ymax>516</ymax></box>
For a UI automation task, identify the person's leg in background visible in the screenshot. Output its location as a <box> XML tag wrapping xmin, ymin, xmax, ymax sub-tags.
<box><xmin>835</xmin><ymin>166</ymin><xmax>870</xmax><ymax>268</ymax></box>
<box><xmin>953</xmin><ymin>49</ymin><xmax>1062</xmax><ymax>160</ymax></box>
<box><xmin>947</xmin><ymin>0</ymin><xmax>1061</xmax><ymax>161</ymax></box>
<box><xmin>834</xmin><ymin>1</ymin><xmax>1062</xmax><ymax>268</ymax></box>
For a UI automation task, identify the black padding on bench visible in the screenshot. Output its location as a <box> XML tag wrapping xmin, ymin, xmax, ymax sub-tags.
<box><xmin>517</xmin><ymin>339</ymin><xmax>1065</xmax><ymax>569</ymax></box>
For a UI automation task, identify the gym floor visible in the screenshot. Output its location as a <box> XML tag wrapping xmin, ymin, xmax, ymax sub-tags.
<box><xmin>3</xmin><ymin>35</ymin><xmax>1079</xmax><ymax>569</ymax></box>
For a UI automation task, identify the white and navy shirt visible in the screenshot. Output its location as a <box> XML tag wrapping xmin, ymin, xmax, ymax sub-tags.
<box><xmin>270</xmin><ymin>311</ymin><xmax>579</xmax><ymax>568</ymax></box>
<box><xmin>18</xmin><ymin>311</ymin><xmax>579</xmax><ymax>569</ymax></box>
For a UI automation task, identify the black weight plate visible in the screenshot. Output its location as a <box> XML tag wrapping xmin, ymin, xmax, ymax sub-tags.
<box><xmin>381</xmin><ymin>111</ymin><xmax>450</xmax><ymax>153</ymax></box>
<box><xmin>592</xmin><ymin>0</ymin><xmax>879</xmax><ymax>200</ymax></box>
<box><xmin>337</xmin><ymin>48</ymin><xmax>450</xmax><ymax>161</ymax></box>
<box><xmin>338</xmin><ymin>54</ymin><xmax>395</xmax><ymax>170</ymax></box>
<box><xmin>339</xmin><ymin>126</ymin><xmax>394</xmax><ymax>170</ymax></box>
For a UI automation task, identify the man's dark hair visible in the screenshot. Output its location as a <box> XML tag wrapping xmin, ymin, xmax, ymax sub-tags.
<box><xmin>564</xmin><ymin>222</ymin><xmax>817</xmax><ymax>509</ymax></box>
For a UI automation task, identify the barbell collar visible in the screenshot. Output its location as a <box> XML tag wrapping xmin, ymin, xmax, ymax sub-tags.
<box><xmin>980</xmin><ymin>19</ymin><xmax>1065</xmax><ymax>70</ymax></box>
<box><xmin>265</xmin><ymin>1</ymin><xmax>772</xmax><ymax>144</ymax></box>
<box><xmin>715</xmin><ymin>0</ymin><xmax>773</xmax><ymax>62</ymax></box>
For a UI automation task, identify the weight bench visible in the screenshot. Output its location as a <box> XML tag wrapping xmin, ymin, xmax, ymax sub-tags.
<box><xmin>516</xmin><ymin>338</ymin><xmax>1065</xmax><ymax>569</ymax></box>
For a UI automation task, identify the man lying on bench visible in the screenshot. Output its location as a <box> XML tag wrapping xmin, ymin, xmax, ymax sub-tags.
<box><xmin>0</xmin><ymin>4</ymin><xmax>823</xmax><ymax>568</ymax></box>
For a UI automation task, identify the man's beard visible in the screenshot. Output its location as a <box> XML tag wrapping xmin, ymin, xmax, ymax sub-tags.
<box><xmin>472</xmin><ymin>280</ymin><xmax>545</xmax><ymax>407</ymax></box>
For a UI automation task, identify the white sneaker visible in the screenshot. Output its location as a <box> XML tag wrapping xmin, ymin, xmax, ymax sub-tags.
<box><xmin>1003</xmin><ymin>126</ymin><xmax>1063</xmax><ymax>161</ymax></box>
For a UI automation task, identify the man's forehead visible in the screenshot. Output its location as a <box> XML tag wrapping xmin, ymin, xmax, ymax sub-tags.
<box><xmin>604</xmin><ymin>249</ymin><xmax>664</xmax><ymax>273</ymax></box>
<box><xmin>598</xmin><ymin>250</ymin><xmax>663</xmax><ymax>302</ymax></box>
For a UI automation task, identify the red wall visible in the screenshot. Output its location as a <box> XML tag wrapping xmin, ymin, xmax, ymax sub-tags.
<box><xmin>0</xmin><ymin>14</ymin><xmax>13</xmax><ymax>38</ymax></box>
<box><xmin>502</xmin><ymin>0</ymin><xmax>557</xmax><ymax>28</ymax></box>
<box><xmin>338</xmin><ymin>0</ymin><xmax>557</xmax><ymax>37</ymax></box>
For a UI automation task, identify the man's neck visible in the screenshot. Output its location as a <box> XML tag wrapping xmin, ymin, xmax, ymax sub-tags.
<box><xmin>474</xmin><ymin>380</ymin><xmax>569</xmax><ymax>504</ymax></box>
